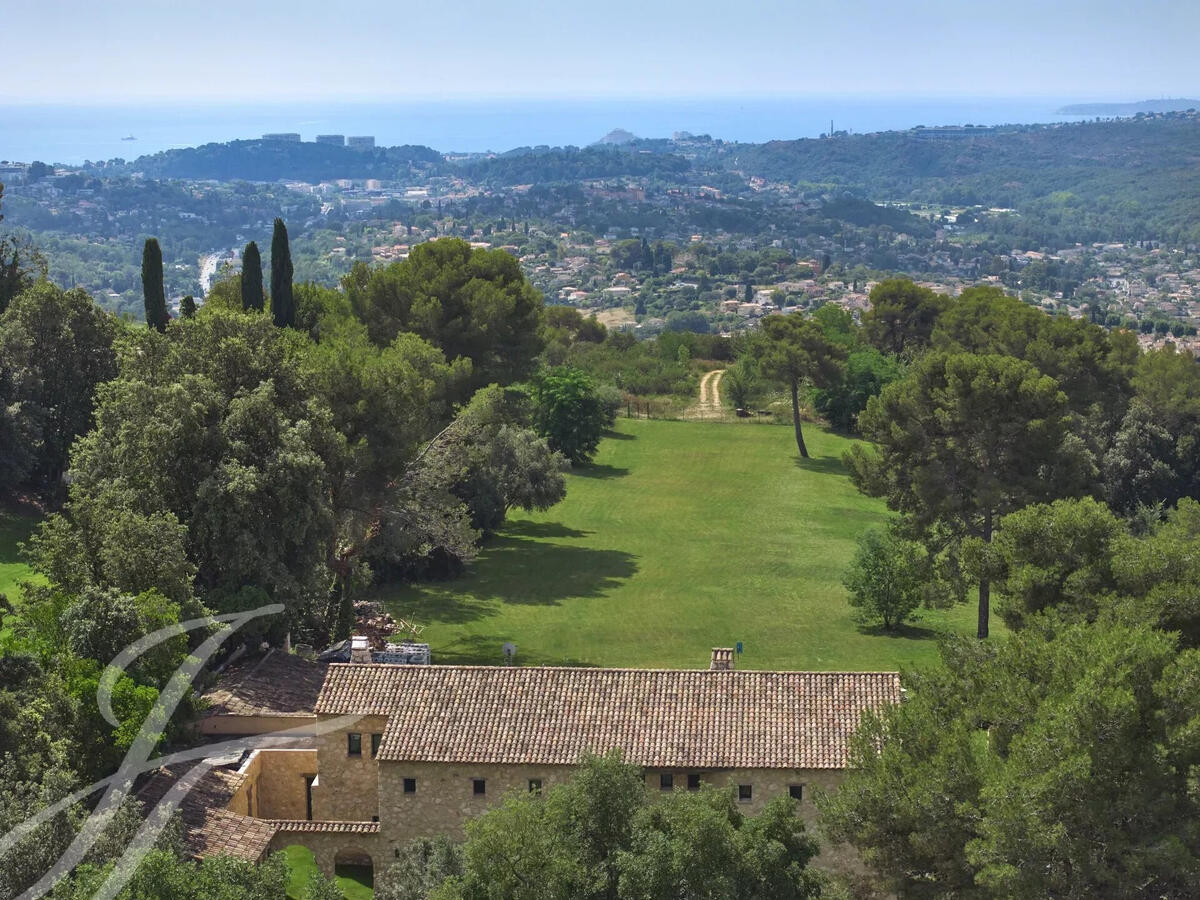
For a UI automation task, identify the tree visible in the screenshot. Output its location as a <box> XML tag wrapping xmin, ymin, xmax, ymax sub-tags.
<box><xmin>377</xmin><ymin>837</ymin><xmax>464</xmax><ymax>900</ymax></box>
<box><xmin>820</xmin><ymin>618</ymin><xmax>1200</xmax><ymax>899</ymax></box>
<box><xmin>812</xmin><ymin>346</ymin><xmax>903</xmax><ymax>433</ymax></box>
<box><xmin>179</xmin><ymin>295</ymin><xmax>196</xmax><ymax>318</ymax></box>
<box><xmin>270</xmin><ymin>218</ymin><xmax>294</xmax><ymax>328</ymax></box>
<box><xmin>345</xmin><ymin>238</ymin><xmax>545</xmax><ymax>391</ymax></box>
<box><xmin>51</xmin><ymin>310</ymin><xmax>342</xmax><ymax>635</ymax></box>
<box><xmin>931</xmin><ymin>285</ymin><xmax>1137</xmax><ymax>431</ymax></box>
<box><xmin>861</xmin><ymin>278</ymin><xmax>949</xmax><ymax>355</ymax></box>
<box><xmin>0</xmin><ymin>282</ymin><xmax>120</xmax><ymax>494</ymax></box>
<box><xmin>241</xmin><ymin>240</ymin><xmax>264</xmax><ymax>311</ymax></box>
<box><xmin>843</xmin><ymin>527</ymin><xmax>926</xmax><ymax>629</ymax></box>
<box><xmin>847</xmin><ymin>352</ymin><xmax>1095</xmax><ymax>638</ymax></box>
<box><xmin>1103</xmin><ymin>345</ymin><xmax>1200</xmax><ymax>514</ymax></box>
<box><xmin>435</xmin><ymin>752</ymin><xmax>821</xmax><ymax>900</ymax></box>
<box><xmin>722</xmin><ymin>357</ymin><xmax>760</xmax><ymax>411</ymax></box>
<box><xmin>422</xmin><ymin>385</ymin><xmax>567</xmax><ymax>533</ymax></box>
<box><xmin>988</xmin><ymin>497</ymin><xmax>1123</xmax><ymax>629</ymax></box>
<box><xmin>618</xmin><ymin>793</ymin><xmax>821</xmax><ymax>900</ymax></box>
<box><xmin>756</xmin><ymin>313</ymin><xmax>846</xmax><ymax>458</ymax></box>
<box><xmin>530</xmin><ymin>367</ymin><xmax>608</xmax><ymax>464</ymax></box>
<box><xmin>0</xmin><ymin>183</ymin><xmax>48</xmax><ymax>315</ymax></box>
<box><xmin>141</xmin><ymin>238</ymin><xmax>169</xmax><ymax>332</ymax></box>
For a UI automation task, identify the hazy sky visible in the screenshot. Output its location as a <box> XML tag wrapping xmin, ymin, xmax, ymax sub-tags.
<box><xmin>5</xmin><ymin>0</ymin><xmax>1198</xmax><ymax>103</ymax></box>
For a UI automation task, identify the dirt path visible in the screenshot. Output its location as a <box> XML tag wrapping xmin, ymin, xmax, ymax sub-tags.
<box><xmin>687</xmin><ymin>369</ymin><xmax>726</xmax><ymax>419</ymax></box>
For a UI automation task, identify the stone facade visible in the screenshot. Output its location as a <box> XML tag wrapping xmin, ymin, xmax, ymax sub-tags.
<box><xmin>222</xmin><ymin>663</ymin><xmax>901</xmax><ymax>886</ymax></box>
<box><xmin>310</xmin><ymin>715</ymin><xmax>389</xmax><ymax>822</ymax></box>
<box><xmin>377</xmin><ymin>761</ymin><xmax>578</xmax><ymax>843</ymax></box>
<box><xmin>229</xmin><ymin>749</ymin><xmax>317</xmax><ymax>820</ymax></box>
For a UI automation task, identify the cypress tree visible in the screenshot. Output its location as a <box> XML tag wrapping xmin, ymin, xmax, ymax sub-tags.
<box><xmin>270</xmin><ymin>219</ymin><xmax>294</xmax><ymax>328</ymax></box>
<box><xmin>241</xmin><ymin>241</ymin><xmax>264</xmax><ymax>311</ymax></box>
<box><xmin>180</xmin><ymin>295</ymin><xmax>197</xmax><ymax>318</ymax></box>
<box><xmin>141</xmin><ymin>238</ymin><xmax>168</xmax><ymax>332</ymax></box>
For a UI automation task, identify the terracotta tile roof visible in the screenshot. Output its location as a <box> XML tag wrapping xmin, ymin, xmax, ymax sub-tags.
<box><xmin>138</xmin><ymin>765</ymin><xmax>276</xmax><ymax>862</ymax></box>
<box><xmin>316</xmin><ymin>665</ymin><xmax>900</xmax><ymax>770</ymax></box>
<box><xmin>271</xmin><ymin>820</ymin><xmax>381</xmax><ymax>834</ymax></box>
<box><xmin>201</xmin><ymin>649</ymin><xmax>325</xmax><ymax>719</ymax></box>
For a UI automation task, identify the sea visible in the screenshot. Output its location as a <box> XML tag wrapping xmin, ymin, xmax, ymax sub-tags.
<box><xmin>0</xmin><ymin>96</ymin><xmax>1096</xmax><ymax>166</ymax></box>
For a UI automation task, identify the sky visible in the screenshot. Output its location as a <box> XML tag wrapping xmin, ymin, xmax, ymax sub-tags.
<box><xmin>4</xmin><ymin>0</ymin><xmax>1199</xmax><ymax>103</ymax></box>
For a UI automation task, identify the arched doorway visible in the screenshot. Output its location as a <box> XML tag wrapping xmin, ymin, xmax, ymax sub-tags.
<box><xmin>334</xmin><ymin>847</ymin><xmax>374</xmax><ymax>896</ymax></box>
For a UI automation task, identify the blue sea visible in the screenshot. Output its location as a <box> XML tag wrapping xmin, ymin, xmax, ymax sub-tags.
<box><xmin>0</xmin><ymin>96</ymin><xmax>1092</xmax><ymax>165</ymax></box>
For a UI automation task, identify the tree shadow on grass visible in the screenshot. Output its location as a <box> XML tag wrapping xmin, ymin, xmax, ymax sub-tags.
<box><xmin>793</xmin><ymin>455</ymin><xmax>850</xmax><ymax>477</ymax></box>
<box><xmin>431</xmin><ymin>632</ymin><xmax>602</xmax><ymax>667</ymax></box>
<box><xmin>571</xmin><ymin>463</ymin><xmax>630</xmax><ymax>479</ymax></box>
<box><xmin>503</xmin><ymin>521</ymin><xmax>592</xmax><ymax>540</ymax></box>
<box><xmin>856</xmin><ymin>621</ymin><xmax>942</xmax><ymax>641</ymax></box>
<box><xmin>389</xmin><ymin>538</ymin><xmax>639</xmax><ymax>627</ymax></box>
<box><xmin>602</xmin><ymin>429</ymin><xmax>637</xmax><ymax>441</ymax></box>
<box><xmin>466</xmin><ymin>538</ymin><xmax>638</xmax><ymax>606</ymax></box>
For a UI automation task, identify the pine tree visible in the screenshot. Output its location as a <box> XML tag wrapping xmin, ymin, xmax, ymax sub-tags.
<box><xmin>180</xmin><ymin>295</ymin><xmax>197</xmax><ymax>318</ymax></box>
<box><xmin>270</xmin><ymin>219</ymin><xmax>294</xmax><ymax>328</ymax></box>
<box><xmin>141</xmin><ymin>238</ymin><xmax>168</xmax><ymax>332</ymax></box>
<box><xmin>241</xmin><ymin>241</ymin><xmax>264</xmax><ymax>311</ymax></box>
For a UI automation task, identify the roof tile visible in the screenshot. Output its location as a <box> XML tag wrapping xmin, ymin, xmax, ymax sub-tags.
<box><xmin>315</xmin><ymin>665</ymin><xmax>899</xmax><ymax>769</ymax></box>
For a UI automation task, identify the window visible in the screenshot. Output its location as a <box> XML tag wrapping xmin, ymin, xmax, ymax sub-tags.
<box><xmin>403</xmin><ymin>778</ymin><xmax>417</xmax><ymax>795</ymax></box>
<box><xmin>738</xmin><ymin>784</ymin><xmax>752</xmax><ymax>802</ymax></box>
<box><xmin>528</xmin><ymin>779</ymin><xmax>542</xmax><ymax>794</ymax></box>
<box><xmin>347</xmin><ymin>733</ymin><xmax>362</xmax><ymax>756</ymax></box>
<box><xmin>789</xmin><ymin>785</ymin><xmax>804</xmax><ymax>802</ymax></box>
<box><xmin>371</xmin><ymin>733</ymin><xmax>383</xmax><ymax>757</ymax></box>
<box><xmin>473</xmin><ymin>778</ymin><xmax>486</xmax><ymax>796</ymax></box>
<box><xmin>371</xmin><ymin>815</ymin><xmax>380</xmax><ymax>822</ymax></box>
<box><xmin>304</xmin><ymin>776</ymin><xmax>315</xmax><ymax>821</ymax></box>
<box><xmin>687</xmin><ymin>773</ymin><xmax>701</xmax><ymax>791</ymax></box>
<box><xmin>659</xmin><ymin>773</ymin><xmax>674</xmax><ymax>791</ymax></box>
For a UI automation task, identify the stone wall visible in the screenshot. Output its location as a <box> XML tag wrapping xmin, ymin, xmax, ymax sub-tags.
<box><xmin>231</xmin><ymin>749</ymin><xmax>318</xmax><ymax>820</ymax></box>
<box><xmin>310</xmin><ymin>715</ymin><xmax>389</xmax><ymax>822</ymax></box>
<box><xmin>377</xmin><ymin>761</ymin><xmax>577</xmax><ymax>845</ymax></box>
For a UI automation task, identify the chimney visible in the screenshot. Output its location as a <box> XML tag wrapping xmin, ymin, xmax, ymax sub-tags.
<box><xmin>710</xmin><ymin>648</ymin><xmax>734</xmax><ymax>671</ymax></box>
<box><xmin>350</xmin><ymin>635</ymin><xmax>371</xmax><ymax>664</ymax></box>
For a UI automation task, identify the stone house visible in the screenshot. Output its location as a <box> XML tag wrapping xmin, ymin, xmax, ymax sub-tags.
<box><xmin>155</xmin><ymin>650</ymin><xmax>898</xmax><ymax>885</ymax></box>
<box><xmin>165</xmin><ymin>652</ymin><xmax>899</xmax><ymax>884</ymax></box>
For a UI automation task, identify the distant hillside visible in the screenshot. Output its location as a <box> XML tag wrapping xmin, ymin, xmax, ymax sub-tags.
<box><xmin>1057</xmin><ymin>98</ymin><xmax>1200</xmax><ymax>116</ymax></box>
<box><xmin>101</xmin><ymin>139</ymin><xmax>445</xmax><ymax>182</ymax></box>
<box><xmin>453</xmin><ymin>145</ymin><xmax>689</xmax><ymax>186</ymax></box>
<box><xmin>727</xmin><ymin>114</ymin><xmax>1200</xmax><ymax>244</ymax></box>
<box><xmin>593</xmin><ymin>128</ymin><xmax>638</xmax><ymax>145</ymax></box>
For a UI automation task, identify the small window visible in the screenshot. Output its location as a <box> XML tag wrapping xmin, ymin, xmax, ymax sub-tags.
<box><xmin>659</xmin><ymin>773</ymin><xmax>673</xmax><ymax>791</ymax></box>
<box><xmin>371</xmin><ymin>815</ymin><xmax>380</xmax><ymax>822</ymax></box>
<box><xmin>687</xmin><ymin>773</ymin><xmax>701</xmax><ymax>791</ymax></box>
<box><xmin>347</xmin><ymin>732</ymin><xmax>362</xmax><ymax>756</ymax></box>
<box><xmin>371</xmin><ymin>733</ymin><xmax>383</xmax><ymax>757</ymax></box>
<box><xmin>789</xmin><ymin>785</ymin><xmax>804</xmax><ymax>802</ymax></box>
<box><xmin>473</xmin><ymin>778</ymin><xmax>486</xmax><ymax>796</ymax></box>
<box><xmin>528</xmin><ymin>779</ymin><xmax>542</xmax><ymax>794</ymax></box>
<box><xmin>403</xmin><ymin>777</ymin><xmax>417</xmax><ymax>794</ymax></box>
<box><xmin>738</xmin><ymin>784</ymin><xmax>752</xmax><ymax>802</ymax></box>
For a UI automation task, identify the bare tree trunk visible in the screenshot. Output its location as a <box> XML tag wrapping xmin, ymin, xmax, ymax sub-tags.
<box><xmin>977</xmin><ymin>509</ymin><xmax>993</xmax><ymax>639</ymax></box>
<box><xmin>791</xmin><ymin>380</ymin><xmax>809</xmax><ymax>458</ymax></box>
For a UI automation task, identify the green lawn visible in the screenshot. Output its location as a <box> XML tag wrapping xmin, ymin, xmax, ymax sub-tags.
<box><xmin>283</xmin><ymin>845</ymin><xmax>374</xmax><ymax>900</ymax></box>
<box><xmin>0</xmin><ymin>505</ymin><xmax>39</xmax><ymax>599</ymax></box>
<box><xmin>379</xmin><ymin>418</ymin><xmax>985</xmax><ymax>672</ymax></box>
<box><xmin>0</xmin><ymin>504</ymin><xmax>42</xmax><ymax>645</ymax></box>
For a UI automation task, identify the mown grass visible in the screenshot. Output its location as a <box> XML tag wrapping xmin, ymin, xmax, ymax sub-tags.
<box><xmin>378</xmin><ymin>417</ymin><xmax>986</xmax><ymax>672</ymax></box>
<box><xmin>283</xmin><ymin>845</ymin><xmax>374</xmax><ymax>900</ymax></box>
<box><xmin>0</xmin><ymin>503</ymin><xmax>42</xmax><ymax>644</ymax></box>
